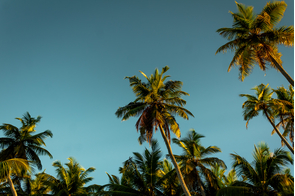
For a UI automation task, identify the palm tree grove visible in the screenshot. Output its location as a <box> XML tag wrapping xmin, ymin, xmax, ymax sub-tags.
<box><xmin>0</xmin><ymin>1</ymin><xmax>293</xmax><ymax>196</ymax></box>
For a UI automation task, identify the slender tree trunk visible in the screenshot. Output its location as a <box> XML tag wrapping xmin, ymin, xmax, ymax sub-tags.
<box><xmin>264</xmin><ymin>110</ymin><xmax>294</xmax><ymax>154</ymax></box>
<box><xmin>158</xmin><ymin>125</ymin><xmax>191</xmax><ymax>196</ymax></box>
<box><xmin>291</xmin><ymin>127</ymin><xmax>294</xmax><ymax>148</ymax></box>
<box><xmin>7</xmin><ymin>173</ymin><xmax>18</xmax><ymax>196</ymax></box>
<box><xmin>269</xmin><ymin>54</ymin><xmax>294</xmax><ymax>87</ymax></box>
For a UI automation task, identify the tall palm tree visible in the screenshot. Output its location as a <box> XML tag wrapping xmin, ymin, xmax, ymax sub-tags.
<box><xmin>43</xmin><ymin>157</ymin><xmax>99</xmax><ymax>196</ymax></box>
<box><xmin>216</xmin><ymin>1</ymin><xmax>294</xmax><ymax>86</ymax></box>
<box><xmin>172</xmin><ymin>129</ymin><xmax>226</xmax><ymax>196</ymax></box>
<box><xmin>0</xmin><ymin>112</ymin><xmax>53</xmax><ymax>170</ymax></box>
<box><xmin>115</xmin><ymin>66</ymin><xmax>194</xmax><ymax>196</ymax></box>
<box><xmin>0</xmin><ymin>158</ymin><xmax>31</xmax><ymax>196</ymax></box>
<box><xmin>217</xmin><ymin>142</ymin><xmax>294</xmax><ymax>196</ymax></box>
<box><xmin>240</xmin><ymin>84</ymin><xmax>294</xmax><ymax>153</ymax></box>
<box><xmin>272</xmin><ymin>85</ymin><xmax>294</xmax><ymax>148</ymax></box>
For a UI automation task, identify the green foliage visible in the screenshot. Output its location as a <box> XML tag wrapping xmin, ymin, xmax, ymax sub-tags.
<box><xmin>0</xmin><ymin>158</ymin><xmax>31</xmax><ymax>179</ymax></box>
<box><xmin>217</xmin><ymin>142</ymin><xmax>294</xmax><ymax>196</ymax></box>
<box><xmin>240</xmin><ymin>84</ymin><xmax>274</xmax><ymax>128</ymax></box>
<box><xmin>240</xmin><ymin>84</ymin><xmax>294</xmax><ymax>153</ymax></box>
<box><xmin>22</xmin><ymin>170</ymin><xmax>52</xmax><ymax>195</ymax></box>
<box><xmin>42</xmin><ymin>157</ymin><xmax>100</xmax><ymax>196</ymax></box>
<box><xmin>173</xmin><ymin>129</ymin><xmax>226</xmax><ymax>196</ymax></box>
<box><xmin>103</xmin><ymin>140</ymin><xmax>175</xmax><ymax>196</ymax></box>
<box><xmin>0</xmin><ymin>158</ymin><xmax>31</xmax><ymax>196</ymax></box>
<box><xmin>272</xmin><ymin>85</ymin><xmax>294</xmax><ymax>147</ymax></box>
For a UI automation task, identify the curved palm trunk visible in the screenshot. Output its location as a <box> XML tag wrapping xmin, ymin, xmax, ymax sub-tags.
<box><xmin>158</xmin><ymin>125</ymin><xmax>191</xmax><ymax>196</ymax></box>
<box><xmin>269</xmin><ymin>54</ymin><xmax>294</xmax><ymax>87</ymax></box>
<box><xmin>7</xmin><ymin>173</ymin><xmax>18</xmax><ymax>196</ymax></box>
<box><xmin>264</xmin><ymin>110</ymin><xmax>294</xmax><ymax>154</ymax></box>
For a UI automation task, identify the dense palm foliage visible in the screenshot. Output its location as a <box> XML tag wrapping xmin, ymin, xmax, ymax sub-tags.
<box><xmin>172</xmin><ymin>129</ymin><xmax>226</xmax><ymax>196</ymax></box>
<box><xmin>216</xmin><ymin>1</ymin><xmax>294</xmax><ymax>85</ymax></box>
<box><xmin>0</xmin><ymin>112</ymin><xmax>53</xmax><ymax>170</ymax></box>
<box><xmin>240</xmin><ymin>84</ymin><xmax>294</xmax><ymax>153</ymax></box>
<box><xmin>217</xmin><ymin>142</ymin><xmax>294</xmax><ymax>196</ymax></box>
<box><xmin>42</xmin><ymin>157</ymin><xmax>100</xmax><ymax>196</ymax></box>
<box><xmin>22</xmin><ymin>171</ymin><xmax>52</xmax><ymax>195</ymax></box>
<box><xmin>104</xmin><ymin>140</ymin><xmax>169</xmax><ymax>196</ymax></box>
<box><xmin>158</xmin><ymin>159</ymin><xmax>182</xmax><ymax>196</ymax></box>
<box><xmin>115</xmin><ymin>66</ymin><xmax>194</xmax><ymax>196</ymax></box>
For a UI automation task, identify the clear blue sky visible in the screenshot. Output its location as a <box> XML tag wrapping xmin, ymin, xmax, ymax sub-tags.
<box><xmin>0</xmin><ymin>0</ymin><xmax>293</xmax><ymax>186</ymax></box>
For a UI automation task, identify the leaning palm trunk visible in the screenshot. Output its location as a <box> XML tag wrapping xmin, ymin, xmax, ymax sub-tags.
<box><xmin>7</xmin><ymin>173</ymin><xmax>17</xmax><ymax>196</ymax></box>
<box><xmin>159</xmin><ymin>125</ymin><xmax>191</xmax><ymax>196</ymax></box>
<box><xmin>264</xmin><ymin>110</ymin><xmax>294</xmax><ymax>154</ymax></box>
<box><xmin>268</xmin><ymin>53</ymin><xmax>294</xmax><ymax>87</ymax></box>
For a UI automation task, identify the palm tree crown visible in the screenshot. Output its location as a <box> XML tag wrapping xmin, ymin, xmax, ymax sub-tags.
<box><xmin>173</xmin><ymin>129</ymin><xmax>226</xmax><ymax>196</ymax></box>
<box><xmin>116</xmin><ymin>65</ymin><xmax>193</xmax><ymax>144</ymax></box>
<box><xmin>240</xmin><ymin>84</ymin><xmax>294</xmax><ymax>153</ymax></box>
<box><xmin>104</xmin><ymin>140</ymin><xmax>168</xmax><ymax>196</ymax></box>
<box><xmin>217</xmin><ymin>142</ymin><xmax>293</xmax><ymax>196</ymax></box>
<box><xmin>272</xmin><ymin>85</ymin><xmax>294</xmax><ymax>148</ymax></box>
<box><xmin>43</xmin><ymin>157</ymin><xmax>99</xmax><ymax>196</ymax></box>
<box><xmin>0</xmin><ymin>112</ymin><xmax>53</xmax><ymax>170</ymax></box>
<box><xmin>0</xmin><ymin>158</ymin><xmax>31</xmax><ymax>196</ymax></box>
<box><xmin>216</xmin><ymin>1</ymin><xmax>294</xmax><ymax>85</ymax></box>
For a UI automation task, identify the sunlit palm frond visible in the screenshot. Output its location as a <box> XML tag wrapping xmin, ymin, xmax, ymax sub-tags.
<box><xmin>0</xmin><ymin>158</ymin><xmax>31</xmax><ymax>178</ymax></box>
<box><xmin>263</xmin><ymin>26</ymin><xmax>294</xmax><ymax>46</ymax></box>
<box><xmin>260</xmin><ymin>1</ymin><xmax>287</xmax><ymax>29</ymax></box>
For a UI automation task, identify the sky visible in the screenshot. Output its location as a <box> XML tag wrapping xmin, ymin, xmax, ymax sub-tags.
<box><xmin>0</xmin><ymin>0</ymin><xmax>294</xmax><ymax>186</ymax></box>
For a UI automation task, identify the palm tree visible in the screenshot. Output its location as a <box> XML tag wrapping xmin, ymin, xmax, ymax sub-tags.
<box><xmin>115</xmin><ymin>66</ymin><xmax>194</xmax><ymax>196</ymax></box>
<box><xmin>210</xmin><ymin>164</ymin><xmax>227</xmax><ymax>189</ymax></box>
<box><xmin>0</xmin><ymin>158</ymin><xmax>31</xmax><ymax>196</ymax></box>
<box><xmin>217</xmin><ymin>142</ymin><xmax>294</xmax><ymax>196</ymax></box>
<box><xmin>104</xmin><ymin>140</ymin><xmax>168</xmax><ymax>196</ymax></box>
<box><xmin>43</xmin><ymin>157</ymin><xmax>99</xmax><ymax>196</ymax></box>
<box><xmin>272</xmin><ymin>85</ymin><xmax>294</xmax><ymax>148</ymax></box>
<box><xmin>240</xmin><ymin>83</ymin><xmax>294</xmax><ymax>153</ymax></box>
<box><xmin>210</xmin><ymin>165</ymin><xmax>246</xmax><ymax>190</ymax></box>
<box><xmin>0</xmin><ymin>112</ymin><xmax>53</xmax><ymax>170</ymax></box>
<box><xmin>172</xmin><ymin>129</ymin><xmax>226</xmax><ymax>196</ymax></box>
<box><xmin>22</xmin><ymin>171</ymin><xmax>52</xmax><ymax>196</ymax></box>
<box><xmin>216</xmin><ymin>1</ymin><xmax>294</xmax><ymax>86</ymax></box>
<box><xmin>158</xmin><ymin>159</ymin><xmax>182</xmax><ymax>196</ymax></box>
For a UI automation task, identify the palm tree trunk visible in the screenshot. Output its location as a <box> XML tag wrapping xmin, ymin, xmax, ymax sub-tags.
<box><xmin>269</xmin><ymin>53</ymin><xmax>294</xmax><ymax>87</ymax></box>
<box><xmin>195</xmin><ymin>172</ymin><xmax>206</xmax><ymax>196</ymax></box>
<box><xmin>264</xmin><ymin>110</ymin><xmax>294</xmax><ymax>154</ymax></box>
<box><xmin>158</xmin><ymin>125</ymin><xmax>191</xmax><ymax>196</ymax></box>
<box><xmin>7</xmin><ymin>173</ymin><xmax>18</xmax><ymax>196</ymax></box>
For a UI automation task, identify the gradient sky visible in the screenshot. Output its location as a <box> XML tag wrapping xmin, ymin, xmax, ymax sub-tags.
<box><xmin>0</xmin><ymin>0</ymin><xmax>294</xmax><ymax>186</ymax></box>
